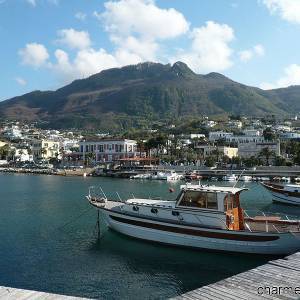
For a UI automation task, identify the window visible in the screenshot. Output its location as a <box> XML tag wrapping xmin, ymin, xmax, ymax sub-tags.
<box><xmin>179</xmin><ymin>191</ymin><xmax>218</xmax><ymax>210</ymax></box>
<box><xmin>224</xmin><ymin>194</ymin><xmax>238</xmax><ymax>211</ymax></box>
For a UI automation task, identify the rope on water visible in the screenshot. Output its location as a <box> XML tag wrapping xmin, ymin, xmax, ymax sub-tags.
<box><xmin>56</xmin><ymin>206</ymin><xmax>94</xmax><ymax>232</ymax></box>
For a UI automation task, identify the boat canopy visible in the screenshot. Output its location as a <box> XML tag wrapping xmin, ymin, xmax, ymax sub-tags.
<box><xmin>180</xmin><ymin>184</ymin><xmax>248</xmax><ymax>195</ymax></box>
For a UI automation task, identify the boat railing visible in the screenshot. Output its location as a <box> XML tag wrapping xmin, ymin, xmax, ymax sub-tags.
<box><xmin>88</xmin><ymin>186</ymin><xmax>108</xmax><ymax>202</ymax></box>
<box><xmin>244</xmin><ymin>209</ymin><xmax>300</xmax><ymax>233</ymax></box>
<box><xmin>244</xmin><ymin>209</ymin><xmax>296</xmax><ymax>221</ymax></box>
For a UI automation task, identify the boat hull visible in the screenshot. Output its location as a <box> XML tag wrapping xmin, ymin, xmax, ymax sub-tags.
<box><xmin>261</xmin><ymin>182</ymin><xmax>300</xmax><ymax>206</ymax></box>
<box><xmin>100</xmin><ymin>209</ymin><xmax>300</xmax><ymax>255</ymax></box>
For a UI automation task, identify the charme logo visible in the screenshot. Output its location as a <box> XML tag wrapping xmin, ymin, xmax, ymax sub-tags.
<box><xmin>257</xmin><ymin>286</ymin><xmax>300</xmax><ymax>296</ymax></box>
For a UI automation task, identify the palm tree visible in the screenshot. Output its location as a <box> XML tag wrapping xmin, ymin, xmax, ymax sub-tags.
<box><xmin>41</xmin><ymin>148</ymin><xmax>47</xmax><ymax>159</ymax></box>
<box><xmin>136</xmin><ymin>139</ymin><xmax>144</xmax><ymax>157</ymax></box>
<box><xmin>258</xmin><ymin>147</ymin><xmax>276</xmax><ymax>165</ymax></box>
<box><xmin>0</xmin><ymin>145</ymin><xmax>10</xmax><ymax>160</ymax></box>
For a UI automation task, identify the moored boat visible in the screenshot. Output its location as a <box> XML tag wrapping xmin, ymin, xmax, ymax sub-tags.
<box><xmin>240</xmin><ymin>175</ymin><xmax>252</xmax><ymax>182</ymax></box>
<box><xmin>222</xmin><ymin>174</ymin><xmax>237</xmax><ymax>181</ymax></box>
<box><xmin>261</xmin><ymin>182</ymin><xmax>300</xmax><ymax>206</ymax></box>
<box><xmin>87</xmin><ymin>184</ymin><xmax>300</xmax><ymax>255</ymax></box>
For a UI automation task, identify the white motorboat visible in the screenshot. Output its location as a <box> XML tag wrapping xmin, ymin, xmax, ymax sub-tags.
<box><xmin>222</xmin><ymin>174</ymin><xmax>237</xmax><ymax>181</ymax></box>
<box><xmin>261</xmin><ymin>182</ymin><xmax>300</xmax><ymax>206</ymax></box>
<box><xmin>281</xmin><ymin>177</ymin><xmax>291</xmax><ymax>183</ymax></box>
<box><xmin>151</xmin><ymin>170</ymin><xmax>182</xmax><ymax>181</ymax></box>
<box><xmin>87</xmin><ymin>184</ymin><xmax>300</xmax><ymax>255</ymax></box>
<box><xmin>130</xmin><ymin>173</ymin><xmax>152</xmax><ymax>179</ymax></box>
<box><xmin>240</xmin><ymin>175</ymin><xmax>252</xmax><ymax>182</ymax></box>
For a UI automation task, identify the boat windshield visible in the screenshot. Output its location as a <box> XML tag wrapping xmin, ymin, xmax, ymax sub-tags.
<box><xmin>178</xmin><ymin>190</ymin><xmax>218</xmax><ymax>210</ymax></box>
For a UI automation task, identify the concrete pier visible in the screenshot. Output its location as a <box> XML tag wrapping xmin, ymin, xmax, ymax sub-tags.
<box><xmin>173</xmin><ymin>251</ymin><xmax>300</xmax><ymax>300</ymax></box>
<box><xmin>0</xmin><ymin>286</ymin><xmax>88</xmax><ymax>299</ymax></box>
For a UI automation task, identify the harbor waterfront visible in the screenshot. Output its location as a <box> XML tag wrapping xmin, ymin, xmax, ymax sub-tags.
<box><xmin>0</xmin><ymin>173</ymin><xmax>300</xmax><ymax>299</ymax></box>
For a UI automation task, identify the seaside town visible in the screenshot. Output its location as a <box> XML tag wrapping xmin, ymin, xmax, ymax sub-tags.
<box><xmin>1</xmin><ymin>115</ymin><xmax>300</xmax><ymax>180</ymax></box>
<box><xmin>1</xmin><ymin>0</ymin><xmax>300</xmax><ymax>299</ymax></box>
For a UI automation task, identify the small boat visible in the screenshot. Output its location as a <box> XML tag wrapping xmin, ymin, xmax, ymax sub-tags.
<box><xmin>87</xmin><ymin>184</ymin><xmax>300</xmax><ymax>255</ymax></box>
<box><xmin>130</xmin><ymin>173</ymin><xmax>152</xmax><ymax>179</ymax></box>
<box><xmin>281</xmin><ymin>177</ymin><xmax>291</xmax><ymax>183</ymax></box>
<box><xmin>151</xmin><ymin>170</ymin><xmax>182</xmax><ymax>181</ymax></box>
<box><xmin>184</xmin><ymin>171</ymin><xmax>202</xmax><ymax>181</ymax></box>
<box><xmin>261</xmin><ymin>182</ymin><xmax>300</xmax><ymax>206</ymax></box>
<box><xmin>210</xmin><ymin>176</ymin><xmax>218</xmax><ymax>181</ymax></box>
<box><xmin>240</xmin><ymin>175</ymin><xmax>252</xmax><ymax>182</ymax></box>
<box><xmin>222</xmin><ymin>174</ymin><xmax>237</xmax><ymax>181</ymax></box>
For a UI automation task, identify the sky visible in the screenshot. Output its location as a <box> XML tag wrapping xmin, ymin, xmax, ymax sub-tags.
<box><xmin>1</xmin><ymin>0</ymin><xmax>300</xmax><ymax>101</ymax></box>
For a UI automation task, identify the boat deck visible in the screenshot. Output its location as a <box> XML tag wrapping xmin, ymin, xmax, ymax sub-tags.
<box><xmin>245</xmin><ymin>217</ymin><xmax>300</xmax><ymax>233</ymax></box>
<box><xmin>173</xmin><ymin>251</ymin><xmax>300</xmax><ymax>300</ymax></box>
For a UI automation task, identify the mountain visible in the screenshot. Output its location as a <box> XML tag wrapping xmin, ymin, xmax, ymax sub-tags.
<box><xmin>0</xmin><ymin>61</ymin><xmax>298</xmax><ymax>130</ymax></box>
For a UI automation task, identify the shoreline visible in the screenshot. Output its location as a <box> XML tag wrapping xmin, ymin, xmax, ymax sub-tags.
<box><xmin>0</xmin><ymin>167</ymin><xmax>94</xmax><ymax>177</ymax></box>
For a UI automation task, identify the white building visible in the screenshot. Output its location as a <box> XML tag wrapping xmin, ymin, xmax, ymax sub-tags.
<box><xmin>227</xmin><ymin>135</ymin><xmax>265</xmax><ymax>144</ymax></box>
<box><xmin>227</xmin><ymin>120</ymin><xmax>243</xmax><ymax>129</ymax></box>
<box><xmin>242</xmin><ymin>129</ymin><xmax>261</xmax><ymax>136</ymax></box>
<box><xmin>31</xmin><ymin>139</ymin><xmax>61</xmax><ymax>159</ymax></box>
<box><xmin>4</xmin><ymin>126</ymin><xmax>22</xmax><ymax>140</ymax></box>
<box><xmin>79</xmin><ymin>139</ymin><xmax>138</xmax><ymax>162</ymax></box>
<box><xmin>190</xmin><ymin>134</ymin><xmax>206</xmax><ymax>139</ymax></box>
<box><xmin>208</xmin><ymin>131</ymin><xmax>233</xmax><ymax>142</ymax></box>
<box><xmin>280</xmin><ymin>132</ymin><xmax>300</xmax><ymax>140</ymax></box>
<box><xmin>14</xmin><ymin>148</ymin><xmax>33</xmax><ymax>162</ymax></box>
<box><xmin>195</xmin><ymin>145</ymin><xmax>238</xmax><ymax>159</ymax></box>
<box><xmin>238</xmin><ymin>141</ymin><xmax>280</xmax><ymax>158</ymax></box>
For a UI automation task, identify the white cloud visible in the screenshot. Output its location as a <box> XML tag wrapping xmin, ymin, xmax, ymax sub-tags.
<box><xmin>20</xmin><ymin>1</ymin><xmax>238</xmax><ymax>83</ymax></box>
<box><xmin>15</xmin><ymin>77</ymin><xmax>27</xmax><ymax>86</ymax></box>
<box><xmin>51</xmin><ymin>48</ymin><xmax>120</xmax><ymax>81</ymax></box>
<box><xmin>75</xmin><ymin>12</ymin><xmax>86</xmax><ymax>21</ymax></box>
<box><xmin>91</xmin><ymin>0</ymin><xmax>190</xmax><ymax>71</ymax></box>
<box><xmin>254</xmin><ymin>44</ymin><xmax>265</xmax><ymax>56</ymax></box>
<box><xmin>261</xmin><ymin>64</ymin><xmax>300</xmax><ymax>89</ymax></box>
<box><xmin>173</xmin><ymin>21</ymin><xmax>234</xmax><ymax>73</ymax></box>
<box><xmin>239</xmin><ymin>50</ymin><xmax>253</xmax><ymax>62</ymax></box>
<box><xmin>239</xmin><ymin>44</ymin><xmax>265</xmax><ymax>62</ymax></box>
<box><xmin>19</xmin><ymin>43</ymin><xmax>49</xmax><ymax>67</ymax></box>
<box><xmin>261</xmin><ymin>0</ymin><xmax>300</xmax><ymax>24</ymax></box>
<box><xmin>25</xmin><ymin>0</ymin><xmax>58</xmax><ymax>6</ymax></box>
<box><xmin>26</xmin><ymin>0</ymin><xmax>36</xmax><ymax>6</ymax></box>
<box><xmin>57</xmin><ymin>28</ymin><xmax>91</xmax><ymax>50</ymax></box>
<box><xmin>99</xmin><ymin>0</ymin><xmax>189</xmax><ymax>40</ymax></box>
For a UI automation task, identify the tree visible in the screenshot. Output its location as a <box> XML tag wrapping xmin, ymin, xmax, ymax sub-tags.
<box><xmin>41</xmin><ymin>147</ymin><xmax>47</xmax><ymax>159</ymax></box>
<box><xmin>205</xmin><ymin>156</ymin><xmax>216</xmax><ymax>167</ymax></box>
<box><xmin>263</xmin><ymin>128</ymin><xmax>276</xmax><ymax>141</ymax></box>
<box><xmin>243</xmin><ymin>156</ymin><xmax>259</xmax><ymax>168</ymax></box>
<box><xmin>274</xmin><ymin>156</ymin><xmax>286</xmax><ymax>166</ymax></box>
<box><xmin>0</xmin><ymin>145</ymin><xmax>10</xmax><ymax>160</ymax></box>
<box><xmin>258</xmin><ymin>147</ymin><xmax>276</xmax><ymax>165</ymax></box>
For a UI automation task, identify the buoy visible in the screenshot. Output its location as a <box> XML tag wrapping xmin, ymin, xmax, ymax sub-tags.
<box><xmin>169</xmin><ymin>187</ymin><xmax>175</xmax><ymax>193</ymax></box>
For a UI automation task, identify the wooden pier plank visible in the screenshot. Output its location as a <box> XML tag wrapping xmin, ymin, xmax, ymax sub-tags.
<box><xmin>0</xmin><ymin>286</ymin><xmax>88</xmax><ymax>299</ymax></box>
<box><xmin>173</xmin><ymin>251</ymin><xmax>300</xmax><ymax>300</ymax></box>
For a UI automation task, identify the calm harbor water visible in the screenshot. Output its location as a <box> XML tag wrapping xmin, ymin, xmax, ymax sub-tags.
<box><xmin>0</xmin><ymin>173</ymin><xmax>299</xmax><ymax>299</ymax></box>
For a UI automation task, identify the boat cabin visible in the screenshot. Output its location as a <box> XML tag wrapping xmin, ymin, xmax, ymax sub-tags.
<box><xmin>176</xmin><ymin>184</ymin><xmax>248</xmax><ymax>230</ymax></box>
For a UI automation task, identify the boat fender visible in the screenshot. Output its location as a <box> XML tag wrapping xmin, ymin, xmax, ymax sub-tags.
<box><xmin>226</xmin><ymin>214</ymin><xmax>235</xmax><ymax>224</ymax></box>
<box><xmin>151</xmin><ymin>208</ymin><xmax>158</xmax><ymax>214</ymax></box>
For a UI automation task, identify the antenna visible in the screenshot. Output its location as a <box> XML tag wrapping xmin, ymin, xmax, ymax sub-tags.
<box><xmin>233</xmin><ymin>169</ymin><xmax>245</xmax><ymax>188</ymax></box>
